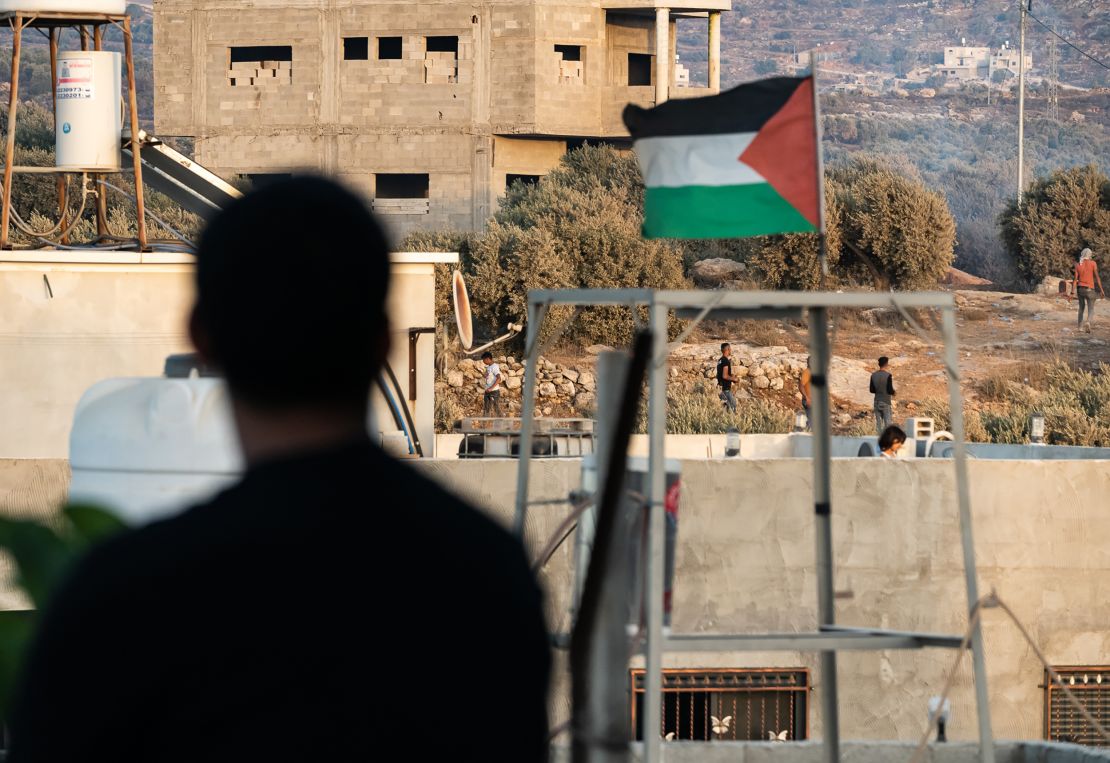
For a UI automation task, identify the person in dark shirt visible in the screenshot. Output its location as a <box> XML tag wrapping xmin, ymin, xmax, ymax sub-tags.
<box><xmin>717</xmin><ymin>342</ymin><xmax>736</xmax><ymax>412</ymax></box>
<box><xmin>869</xmin><ymin>356</ymin><xmax>896</xmax><ymax>435</ymax></box>
<box><xmin>8</xmin><ymin>177</ymin><xmax>551</xmax><ymax>762</ymax></box>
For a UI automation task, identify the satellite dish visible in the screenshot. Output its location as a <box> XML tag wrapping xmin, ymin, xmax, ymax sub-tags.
<box><xmin>452</xmin><ymin>269</ymin><xmax>474</xmax><ymax>350</ymax></box>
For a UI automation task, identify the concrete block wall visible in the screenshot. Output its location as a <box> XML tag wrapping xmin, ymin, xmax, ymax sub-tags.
<box><xmin>153</xmin><ymin>1</ymin><xmax>687</xmax><ymax>234</ymax></box>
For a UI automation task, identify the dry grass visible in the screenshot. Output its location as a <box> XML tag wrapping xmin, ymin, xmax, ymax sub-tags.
<box><xmin>960</xmin><ymin>308</ymin><xmax>990</xmax><ymax>321</ymax></box>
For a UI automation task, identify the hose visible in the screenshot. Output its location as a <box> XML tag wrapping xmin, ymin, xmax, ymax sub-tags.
<box><xmin>95</xmin><ymin>179</ymin><xmax>197</xmax><ymax>249</ymax></box>
<box><xmin>382</xmin><ymin>361</ymin><xmax>424</xmax><ymax>457</ymax></box>
<box><xmin>376</xmin><ymin>375</ymin><xmax>415</xmax><ymax>455</ymax></box>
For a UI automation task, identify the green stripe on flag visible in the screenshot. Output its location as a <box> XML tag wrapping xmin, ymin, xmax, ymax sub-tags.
<box><xmin>642</xmin><ymin>183</ymin><xmax>817</xmax><ymax>240</ymax></box>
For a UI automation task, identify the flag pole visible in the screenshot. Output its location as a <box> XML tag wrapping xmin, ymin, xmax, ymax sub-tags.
<box><xmin>809</xmin><ymin>51</ymin><xmax>828</xmax><ymax>290</ymax></box>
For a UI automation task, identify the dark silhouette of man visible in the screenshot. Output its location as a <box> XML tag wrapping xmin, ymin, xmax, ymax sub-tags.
<box><xmin>8</xmin><ymin>177</ymin><xmax>551</xmax><ymax>762</ymax></box>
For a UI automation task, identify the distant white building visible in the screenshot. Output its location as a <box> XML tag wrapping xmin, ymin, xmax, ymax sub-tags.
<box><xmin>940</xmin><ymin>45</ymin><xmax>990</xmax><ymax>79</ymax></box>
<box><xmin>938</xmin><ymin>42</ymin><xmax>1031</xmax><ymax>81</ymax></box>
<box><xmin>675</xmin><ymin>55</ymin><xmax>690</xmax><ymax>87</ymax></box>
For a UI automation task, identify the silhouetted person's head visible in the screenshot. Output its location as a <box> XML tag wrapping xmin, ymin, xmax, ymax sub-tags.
<box><xmin>481</xmin><ymin>351</ymin><xmax>493</xmax><ymax>366</ymax></box>
<box><xmin>191</xmin><ymin>177</ymin><xmax>391</xmax><ymax>434</ymax></box>
<box><xmin>878</xmin><ymin>356</ymin><xmax>889</xmax><ymax>369</ymax></box>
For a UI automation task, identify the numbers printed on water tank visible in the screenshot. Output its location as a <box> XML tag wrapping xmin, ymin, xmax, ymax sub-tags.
<box><xmin>57</xmin><ymin>58</ymin><xmax>94</xmax><ymax>100</ymax></box>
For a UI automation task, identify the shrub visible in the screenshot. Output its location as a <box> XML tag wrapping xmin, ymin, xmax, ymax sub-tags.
<box><xmin>639</xmin><ymin>386</ymin><xmax>794</xmax><ymax>435</ymax></box>
<box><xmin>999</xmin><ymin>165</ymin><xmax>1110</xmax><ymax>288</ymax></box>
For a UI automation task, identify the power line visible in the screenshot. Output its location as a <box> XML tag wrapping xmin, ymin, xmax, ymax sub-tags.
<box><xmin>1027</xmin><ymin>10</ymin><xmax>1110</xmax><ymax>71</ymax></box>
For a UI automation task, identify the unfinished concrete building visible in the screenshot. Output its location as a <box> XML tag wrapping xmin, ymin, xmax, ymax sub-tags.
<box><xmin>153</xmin><ymin>0</ymin><xmax>730</xmax><ymax>236</ymax></box>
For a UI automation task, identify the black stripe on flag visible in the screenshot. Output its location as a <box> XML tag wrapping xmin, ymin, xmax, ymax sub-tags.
<box><xmin>623</xmin><ymin>76</ymin><xmax>808</xmax><ymax>139</ymax></box>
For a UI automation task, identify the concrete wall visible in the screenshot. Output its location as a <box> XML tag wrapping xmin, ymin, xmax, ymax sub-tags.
<box><xmin>0</xmin><ymin>254</ymin><xmax>447</xmax><ymax>459</ymax></box>
<box><xmin>414</xmin><ymin>457</ymin><xmax>1110</xmax><ymax>744</ymax></box>
<box><xmin>2</xmin><ymin>455</ymin><xmax>1107</xmax><ymax>742</ymax></box>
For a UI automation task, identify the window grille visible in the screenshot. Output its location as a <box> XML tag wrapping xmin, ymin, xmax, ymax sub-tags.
<box><xmin>1044</xmin><ymin>666</ymin><xmax>1110</xmax><ymax>747</ymax></box>
<box><xmin>631</xmin><ymin>668</ymin><xmax>809</xmax><ymax>742</ymax></box>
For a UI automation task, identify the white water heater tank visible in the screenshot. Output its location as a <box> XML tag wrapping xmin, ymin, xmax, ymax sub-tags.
<box><xmin>54</xmin><ymin>50</ymin><xmax>122</xmax><ymax>172</ymax></box>
<box><xmin>0</xmin><ymin>1</ymin><xmax>126</xmax><ymax>13</ymax></box>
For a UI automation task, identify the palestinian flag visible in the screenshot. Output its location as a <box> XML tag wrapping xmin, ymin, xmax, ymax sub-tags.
<box><xmin>623</xmin><ymin>76</ymin><xmax>822</xmax><ymax>240</ymax></box>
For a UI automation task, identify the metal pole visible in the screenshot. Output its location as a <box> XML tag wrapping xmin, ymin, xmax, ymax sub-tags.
<box><xmin>654</xmin><ymin>7</ymin><xmax>669</xmax><ymax>106</ymax></box>
<box><xmin>93</xmin><ymin>24</ymin><xmax>108</xmax><ymax>239</ymax></box>
<box><xmin>122</xmin><ymin>15</ymin><xmax>148</xmax><ymax>250</ymax></box>
<box><xmin>809</xmin><ymin>305</ymin><xmax>840</xmax><ymax>763</ymax></box>
<box><xmin>940</xmin><ymin>306</ymin><xmax>995</xmax><ymax>763</ymax></box>
<box><xmin>574</xmin><ymin>352</ymin><xmax>629</xmax><ymax>616</ymax></box>
<box><xmin>1017</xmin><ymin>0</ymin><xmax>1026</xmax><ymax>205</ymax></box>
<box><xmin>810</xmin><ymin>53</ymin><xmax>829</xmax><ymax>288</ymax></box>
<box><xmin>642</xmin><ymin>301</ymin><xmax>668</xmax><ymax>763</ymax></box>
<box><xmin>512</xmin><ymin>300</ymin><xmax>546</xmax><ymax>537</ymax></box>
<box><xmin>49</xmin><ymin>26</ymin><xmax>68</xmax><ymax>245</ymax></box>
<box><xmin>1</xmin><ymin>15</ymin><xmax>24</xmax><ymax>249</ymax></box>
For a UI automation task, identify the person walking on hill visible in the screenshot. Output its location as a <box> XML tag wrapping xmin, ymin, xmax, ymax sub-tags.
<box><xmin>870</xmin><ymin>356</ymin><xmax>895</xmax><ymax>435</ymax></box>
<box><xmin>481</xmin><ymin>351</ymin><xmax>504</xmax><ymax>417</ymax></box>
<box><xmin>1073</xmin><ymin>248</ymin><xmax>1104</xmax><ymax>334</ymax></box>
<box><xmin>717</xmin><ymin>343</ymin><xmax>736</xmax><ymax>413</ymax></box>
<box><xmin>799</xmin><ymin>357</ymin><xmax>812</xmax><ymax>431</ymax></box>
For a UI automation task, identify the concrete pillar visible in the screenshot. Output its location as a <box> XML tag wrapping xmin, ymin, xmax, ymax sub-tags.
<box><xmin>708</xmin><ymin>11</ymin><xmax>721</xmax><ymax>93</ymax></box>
<box><xmin>654</xmin><ymin>7</ymin><xmax>669</xmax><ymax>105</ymax></box>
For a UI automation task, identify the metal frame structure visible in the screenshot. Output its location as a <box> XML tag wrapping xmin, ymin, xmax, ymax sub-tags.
<box><xmin>513</xmin><ymin>288</ymin><xmax>995</xmax><ymax>763</ymax></box>
<box><xmin>1</xmin><ymin>9</ymin><xmax>147</xmax><ymax>250</ymax></box>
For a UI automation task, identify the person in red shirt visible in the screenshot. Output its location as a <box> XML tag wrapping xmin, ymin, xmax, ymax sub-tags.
<box><xmin>1073</xmin><ymin>248</ymin><xmax>1105</xmax><ymax>333</ymax></box>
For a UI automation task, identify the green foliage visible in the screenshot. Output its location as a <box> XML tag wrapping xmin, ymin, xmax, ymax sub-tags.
<box><xmin>830</xmin><ymin>156</ymin><xmax>957</xmax><ymax>289</ymax></box>
<box><xmin>635</xmin><ymin>384</ymin><xmax>795</xmax><ymax>435</ymax></box>
<box><xmin>403</xmin><ymin>145</ymin><xmax>688</xmax><ymax>348</ymax></box>
<box><xmin>999</xmin><ymin>165</ymin><xmax>1110</xmax><ymax>287</ymax></box>
<box><xmin>0</xmin><ymin>504</ymin><xmax>127</xmax><ymax>716</ymax></box>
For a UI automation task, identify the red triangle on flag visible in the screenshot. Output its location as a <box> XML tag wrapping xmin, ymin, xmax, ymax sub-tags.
<box><xmin>738</xmin><ymin>77</ymin><xmax>821</xmax><ymax>229</ymax></box>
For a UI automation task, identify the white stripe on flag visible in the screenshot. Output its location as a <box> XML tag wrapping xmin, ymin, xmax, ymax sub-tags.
<box><xmin>635</xmin><ymin>132</ymin><xmax>767</xmax><ymax>189</ymax></box>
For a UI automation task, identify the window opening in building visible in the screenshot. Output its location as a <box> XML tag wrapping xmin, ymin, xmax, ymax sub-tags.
<box><xmin>373</xmin><ymin>173</ymin><xmax>430</xmax><ymax>216</ymax></box>
<box><xmin>555</xmin><ymin>44</ymin><xmax>584</xmax><ymax>83</ymax></box>
<box><xmin>378</xmin><ymin>36</ymin><xmax>403</xmax><ymax>60</ymax></box>
<box><xmin>628</xmin><ymin>53</ymin><xmax>653</xmax><ymax>86</ymax></box>
<box><xmin>631</xmin><ymin>669</ymin><xmax>809</xmax><ymax>742</ymax></box>
<box><xmin>246</xmin><ymin>173</ymin><xmax>293</xmax><ymax>188</ymax></box>
<box><xmin>228</xmin><ymin>45</ymin><xmax>292</xmax><ymax>87</ymax></box>
<box><xmin>1044</xmin><ymin>666</ymin><xmax>1110</xmax><ymax>747</ymax></box>
<box><xmin>343</xmin><ymin>37</ymin><xmax>369</xmax><ymax>61</ymax></box>
<box><xmin>424</xmin><ymin>36</ymin><xmax>459</xmax><ymax>84</ymax></box>
<box><xmin>506</xmin><ymin>174</ymin><xmax>541</xmax><ymax>190</ymax></box>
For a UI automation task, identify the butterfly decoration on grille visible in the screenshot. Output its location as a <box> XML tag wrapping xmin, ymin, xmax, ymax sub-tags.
<box><xmin>711</xmin><ymin>715</ymin><xmax>732</xmax><ymax>736</ymax></box>
<box><xmin>768</xmin><ymin>729</ymin><xmax>790</xmax><ymax>742</ymax></box>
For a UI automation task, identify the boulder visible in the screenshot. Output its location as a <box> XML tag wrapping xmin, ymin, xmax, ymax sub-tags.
<box><xmin>504</xmin><ymin>376</ymin><xmax>522</xmax><ymax>390</ymax></box>
<box><xmin>690</xmin><ymin>258</ymin><xmax>747</xmax><ymax>288</ymax></box>
<box><xmin>734</xmin><ymin>365</ymin><xmax>749</xmax><ymax>378</ymax></box>
<box><xmin>574</xmin><ymin>391</ymin><xmax>596</xmax><ymax>408</ymax></box>
<box><xmin>559</xmin><ymin>382</ymin><xmax>576</xmax><ymax>396</ymax></box>
<box><xmin>563</xmin><ymin>369</ymin><xmax>580</xmax><ymax>383</ymax></box>
<box><xmin>538</xmin><ymin>382</ymin><xmax>557</xmax><ymax>397</ymax></box>
<box><xmin>753</xmin><ymin>375</ymin><xmax>770</xmax><ymax>389</ymax></box>
<box><xmin>770</xmin><ymin>377</ymin><xmax>784</xmax><ymax>391</ymax></box>
<box><xmin>578</xmin><ymin>372</ymin><xmax>596</xmax><ymax>390</ymax></box>
<box><xmin>446</xmin><ymin>370</ymin><xmax>465</xmax><ymax>388</ymax></box>
<box><xmin>586</xmin><ymin>345</ymin><xmax>614</xmax><ymax>355</ymax></box>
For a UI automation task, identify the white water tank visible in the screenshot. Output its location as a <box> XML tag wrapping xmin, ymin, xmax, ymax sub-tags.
<box><xmin>69</xmin><ymin>376</ymin><xmax>243</xmax><ymax>526</ymax></box>
<box><xmin>0</xmin><ymin>1</ymin><xmax>126</xmax><ymax>13</ymax></box>
<box><xmin>54</xmin><ymin>50</ymin><xmax>122</xmax><ymax>172</ymax></box>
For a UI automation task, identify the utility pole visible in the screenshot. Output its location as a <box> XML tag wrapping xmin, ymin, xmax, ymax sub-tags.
<box><xmin>1017</xmin><ymin>0</ymin><xmax>1028</xmax><ymax>205</ymax></box>
<box><xmin>1047</xmin><ymin>34</ymin><xmax>1059</xmax><ymax>122</ymax></box>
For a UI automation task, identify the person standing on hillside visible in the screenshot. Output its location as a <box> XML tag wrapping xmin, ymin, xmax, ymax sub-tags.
<box><xmin>870</xmin><ymin>356</ymin><xmax>895</xmax><ymax>435</ymax></box>
<box><xmin>799</xmin><ymin>357</ymin><xmax>812</xmax><ymax>431</ymax></box>
<box><xmin>481</xmin><ymin>351</ymin><xmax>504</xmax><ymax>416</ymax></box>
<box><xmin>1073</xmin><ymin>248</ymin><xmax>1104</xmax><ymax>334</ymax></box>
<box><xmin>717</xmin><ymin>343</ymin><xmax>736</xmax><ymax>413</ymax></box>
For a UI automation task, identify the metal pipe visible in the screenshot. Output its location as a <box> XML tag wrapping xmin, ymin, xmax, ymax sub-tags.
<box><xmin>122</xmin><ymin>15</ymin><xmax>148</xmax><ymax>250</ymax></box>
<box><xmin>575</xmin><ymin>351</ymin><xmax>630</xmax><ymax>617</ymax></box>
<box><xmin>93</xmin><ymin>24</ymin><xmax>108</xmax><ymax>239</ymax></box>
<box><xmin>809</xmin><ymin>305</ymin><xmax>840</xmax><ymax>763</ymax></box>
<box><xmin>1017</xmin><ymin>0</ymin><xmax>1026</xmax><ymax>204</ymax></box>
<box><xmin>810</xmin><ymin>54</ymin><xmax>829</xmax><ymax>287</ymax></box>
<box><xmin>1</xmin><ymin>15</ymin><xmax>24</xmax><ymax>249</ymax></box>
<box><xmin>48</xmin><ymin>27</ymin><xmax>69</xmax><ymax>245</ymax></box>
<box><xmin>940</xmin><ymin>306</ymin><xmax>996</xmax><ymax>763</ymax></box>
<box><xmin>642</xmin><ymin>301</ymin><xmax>668</xmax><ymax>763</ymax></box>
<box><xmin>512</xmin><ymin>300</ymin><xmax>547</xmax><ymax>537</ymax></box>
